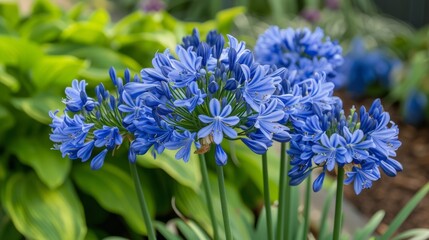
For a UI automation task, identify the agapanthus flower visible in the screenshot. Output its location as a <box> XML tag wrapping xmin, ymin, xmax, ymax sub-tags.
<box><xmin>254</xmin><ymin>26</ymin><xmax>343</xmax><ymax>87</ymax></box>
<box><xmin>118</xmin><ymin>29</ymin><xmax>291</xmax><ymax>165</ymax></box>
<box><xmin>287</xmin><ymin>98</ymin><xmax>402</xmax><ymax>194</ymax></box>
<box><xmin>340</xmin><ymin>38</ymin><xmax>401</xmax><ymax>96</ymax></box>
<box><xmin>50</xmin><ymin>69</ymin><xmax>136</xmax><ymax>170</ymax></box>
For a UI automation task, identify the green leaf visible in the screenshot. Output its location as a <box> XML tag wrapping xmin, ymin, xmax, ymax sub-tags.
<box><xmin>3</xmin><ymin>173</ymin><xmax>86</xmax><ymax>240</ymax></box>
<box><xmin>253</xmin><ymin>206</ymin><xmax>278</xmax><ymax>240</ymax></box>
<box><xmin>391</xmin><ymin>228</ymin><xmax>429</xmax><ymax>240</ymax></box>
<box><xmin>174</xmin><ymin>219</ymin><xmax>209</xmax><ymax>240</ymax></box>
<box><xmin>72</xmin><ymin>163</ymin><xmax>155</xmax><ymax>235</ymax></box>
<box><xmin>138</xmin><ymin>149</ymin><xmax>201</xmax><ymax>192</ymax></box>
<box><xmin>9</xmin><ymin>136</ymin><xmax>71</xmax><ymax>189</ymax></box>
<box><xmin>223</xmin><ymin>141</ymin><xmax>280</xmax><ymax>200</ymax></box>
<box><xmin>19</xmin><ymin>16</ymin><xmax>63</xmax><ymax>43</ymax></box>
<box><xmin>380</xmin><ymin>183</ymin><xmax>429</xmax><ymax>240</ymax></box>
<box><xmin>31</xmin><ymin>0</ymin><xmax>62</xmax><ymax>17</ymax></box>
<box><xmin>12</xmin><ymin>93</ymin><xmax>63</xmax><ymax>124</ymax></box>
<box><xmin>354</xmin><ymin>210</ymin><xmax>385</xmax><ymax>240</ymax></box>
<box><xmin>174</xmin><ymin>173</ymin><xmax>254</xmax><ymax>239</ymax></box>
<box><xmin>0</xmin><ymin>2</ymin><xmax>19</xmax><ymax>28</ymax></box>
<box><xmin>215</xmin><ymin>7</ymin><xmax>246</xmax><ymax>33</ymax></box>
<box><xmin>32</xmin><ymin>55</ymin><xmax>87</xmax><ymax>90</ymax></box>
<box><xmin>154</xmin><ymin>221</ymin><xmax>183</xmax><ymax>240</ymax></box>
<box><xmin>61</xmin><ymin>22</ymin><xmax>108</xmax><ymax>45</ymax></box>
<box><xmin>89</xmin><ymin>9</ymin><xmax>110</xmax><ymax>26</ymax></box>
<box><xmin>0</xmin><ymin>105</ymin><xmax>13</xmax><ymax>133</ymax></box>
<box><xmin>0</xmin><ymin>65</ymin><xmax>19</xmax><ymax>92</ymax></box>
<box><xmin>0</xmin><ymin>36</ymin><xmax>43</xmax><ymax>70</ymax></box>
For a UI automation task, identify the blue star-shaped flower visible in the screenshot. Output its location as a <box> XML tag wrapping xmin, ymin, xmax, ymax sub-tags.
<box><xmin>197</xmin><ymin>99</ymin><xmax>239</xmax><ymax>144</ymax></box>
<box><xmin>312</xmin><ymin>133</ymin><xmax>347</xmax><ymax>171</ymax></box>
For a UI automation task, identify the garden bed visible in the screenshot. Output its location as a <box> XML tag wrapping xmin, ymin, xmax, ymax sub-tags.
<box><xmin>338</xmin><ymin>90</ymin><xmax>429</xmax><ymax>233</ymax></box>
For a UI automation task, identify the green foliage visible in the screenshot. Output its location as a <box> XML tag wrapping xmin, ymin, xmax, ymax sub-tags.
<box><xmin>0</xmin><ymin>0</ymin><xmax>243</xmax><ymax>238</ymax></box>
<box><xmin>2</xmin><ymin>173</ymin><xmax>86</xmax><ymax>240</ymax></box>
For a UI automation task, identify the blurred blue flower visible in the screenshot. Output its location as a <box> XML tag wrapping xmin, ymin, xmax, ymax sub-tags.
<box><xmin>403</xmin><ymin>89</ymin><xmax>427</xmax><ymax>125</ymax></box>
<box><xmin>341</xmin><ymin>38</ymin><xmax>401</xmax><ymax>96</ymax></box>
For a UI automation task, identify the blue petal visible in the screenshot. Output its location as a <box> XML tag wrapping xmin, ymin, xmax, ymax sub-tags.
<box><xmin>215</xmin><ymin>144</ymin><xmax>228</xmax><ymax>165</ymax></box>
<box><xmin>313</xmin><ymin>171</ymin><xmax>325</xmax><ymax>192</ymax></box>
<box><xmin>90</xmin><ymin>149</ymin><xmax>108</xmax><ymax>170</ymax></box>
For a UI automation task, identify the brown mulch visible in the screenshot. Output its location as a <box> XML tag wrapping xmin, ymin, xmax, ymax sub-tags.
<box><xmin>338</xmin><ymin>91</ymin><xmax>429</xmax><ymax>234</ymax></box>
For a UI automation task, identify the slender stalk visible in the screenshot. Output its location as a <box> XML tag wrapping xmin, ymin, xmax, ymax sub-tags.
<box><xmin>276</xmin><ymin>142</ymin><xmax>287</xmax><ymax>240</ymax></box>
<box><xmin>333</xmin><ymin>167</ymin><xmax>345</xmax><ymax>240</ymax></box>
<box><xmin>199</xmin><ymin>154</ymin><xmax>219</xmax><ymax>240</ymax></box>
<box><xmin>302</xmin><ymin>175</ymin><xmax>312</xmax><ymax>239</ymax></box>
<box><xmin>129</xmin><ymin>162</ymin><xmax>156</xmax><ymax>240</ymax></box>
<box><xmin>262</xmin><ymin>153</ymin><xmax>273</xmax><ymax>240</ymax></box>
<box><xmin>216</xmin><ymin>165</ymin><xmax>232</xmax><ymax>240</ymax></box>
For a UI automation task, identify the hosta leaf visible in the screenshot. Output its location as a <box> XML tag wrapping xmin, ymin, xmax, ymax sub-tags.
<box><xmin>11</xmin><ymin>93</ymin><xmax>63</xmax><ymax>124</ymax></box>
<box><xmin>0</xmin><ymin>65</ymin><xmax>19</xmax><ymax>92</ymax></box>
<box><xmin>72</xmin><ymin>163</ymin><xmax>155</xmax><ymax>235</ymax></box>
<box><xmin>138</xmin><ymin>149</ymin><xmax>201</xmax><ymax>192</ymax></box>
<box><xmin>0</xmin><ymin>36</ymin><xmax>43</xmax><ymax>70</ymax></box>
<box><xmin>2</xmin><ymin>173</ymin><xmax>86</xmax><ymax>240</ymax></box>
<box><xmin>32</xmin><ymin>55</ymin><xmax>87</xmax><ymax>90</ymax></box>
<box><xmin>10</xmin><ymin>136</ymin><xmax>71</xmax><ymax>189</ymax></box>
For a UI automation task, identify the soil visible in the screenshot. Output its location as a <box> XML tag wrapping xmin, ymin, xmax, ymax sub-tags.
<box><xmin>338</xmin><ymin>91</ymin><xmax>429</xmax><ymax>234</ymax></box>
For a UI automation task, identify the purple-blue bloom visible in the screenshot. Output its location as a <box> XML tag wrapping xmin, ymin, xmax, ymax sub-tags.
<box><xmin>312</xmin><ymin>133</ymin><xmax>347</xmax><ymax>171</ymax></box>
<box><xmin>197</xmin><ymin>99</ymin><xmax>240</xmax><ymax>144</ymax></box>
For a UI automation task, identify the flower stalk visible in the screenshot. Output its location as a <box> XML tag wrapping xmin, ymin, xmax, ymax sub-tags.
<box><xmin>217</xmin><ymin>165</ymin><xmax>232</xmax><ymax>240</ymax></box>
<box><xmin>302</xmin><ymin>174</ymin><xmax>312</xmax><ymax>238</ymax></box>
<box><xmin>262</xmin><ymin>152</ymin><xmax>273</xmax><ymax>240</ymax></box>
<box><xmin>276</xmin><ymin>142</ymin><xmax>288</xmax><ymax>240</ymax></box>
<box><xmin>199</xmin><ymin>154</ymin><xmax>219</xmax><ymax>240</ymax></box>
<box><xmin>333</xmin><ymin>167</ymin><xmax>345</xmax><ymax>240</ymax></box>
<box><xmin>129</xmin><ymin>162</ymin><xmax>156</xmax><ymax>240</ymax></box>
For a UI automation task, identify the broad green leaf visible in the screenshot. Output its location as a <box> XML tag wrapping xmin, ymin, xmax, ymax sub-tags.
<box><xmin>0</xmin><ymin>105</ymin><xmax>13</xmax><ymax>133</ymax></box>
<box><xmin>0</xmin><ymin>2</ymin><xmax>19</xmax><ymax>28</ymax></box>
<box><xmin>61</xmin><ymin>22</ymin><xmax>108</xmax><ymax>45</ymax></box>
<box><xmin>175</xmin><ymin>173</ymin><xmax>254</xmax><ymax>239</ymax></box>
<box><xmin>12</xmin><ymin>93</ymin><xmax>63</xmax><ymax>124</ymax></box>
<box><xmin>0</xmin><ymin>214</ymin><xmax>23</xmax><ymax>240</ymax></box>
<box><xmin>138</xmin><ymin>149</ymin><xmax>201</xmax><ymax>191</ymax></box>
<box><xmin>223</xmin><ymin>141</ymin><xmax>280</xmax><ymax>200</ymax></box>
<box><xmin>0</xmin><ymin>65</ymin><xmax>19</xmax><ymax>92</ymax></box>
<box><xmin>0</xmin><ymin>36</ymin><xmax>43</xmax><ymax>70</ymax></box>
<box><xmin>215</xmin><ymin>7</ymin><xmax>246</xmax><ymax>33</ymax></box>
<box><xmin>10</xmin><ymin>136</ymin><xmax>71</xmax><ymax>189</ymax></box>
<box><xmin>155</xmin><ymin>221</ymin><xmax>182</xmax><ymax>240</ymax></box>
<box><xmin>19</xmin><ymin>16</ymin><xmax>63</xmax><ymax>43</ymax></box>
<box><xmin>72</xmin><ymin>163</ymin><xmax>155</xmax><ymax>235</ymax></box>
<box><xmin>354</xmin><ymin>210</ymin><xmax>385</xmax><ymax>240</ymax></box>
<box><xmin>31</xmin><ymin>0</ymin><xmax>62</xmax><ymax>17</ymax></box>
<box><xmin>171</xmin><ymin>219</ymin><xmax>210</xmax><ymax>240</ymax></box>
<box><xmin>380</xmin><ymin>183</ymin><xmax>429</xmax><ymax>240</ymax></box>
<box><xmin>391</xmin><ymin>228</ymin><xmax>429</xmax><ymax>240</ymax></box>
<box><xmin>253</xmin><ymin>206</ymin><xmax>278</xmax><ymax>240</ymax></box>
<box><xmin>3</xmin><ymin>173</ymin><xmax>86</xmax><ymax>240</ymax></box>
<box><xmin>68</xmin><ymin>46</ymin><xmax>141</xmax><ymax>74</ymax></box>
<box><xmin>32</xmin><ymin>55</ymin><xmax>87</xmax><ymax>90</ymax></box>
<box><xmin>89</xmin><ymin>9</ymin><xmax>110</xmax><ymax>26</ymax></box>
<box><xmin>114</xmin><ymin>31</ymin><xmax>177</xmax><ymax>53</ymax></box>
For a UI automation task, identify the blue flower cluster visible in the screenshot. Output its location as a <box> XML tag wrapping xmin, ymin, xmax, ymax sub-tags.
<box><xmin>287</xmin><ymin>98</ymin><xmax>402</xmax><ymax>194</ymax></box>
<box><xmin>50</xmin><ymin>71</ymin><xmax>134</xmax><ymax>170</ymax></box>
<box><xmin>340</xmin><ymin>38</ymin><xmax>401</xmax><ymax>96</ymax></box>
<box><xmin>49</xmin><ymin>26</ymin><xmax>403</xmax><ymax>194</ymax></box>
<box><xmin>254</xmin><ymin>26</ymin><xmax>344</xmax><ymax>87</ymax></box>
<box><xmin>120</xmin><ymin>29</ymin><xmax>291</xmax><ymax>165</ymax></box>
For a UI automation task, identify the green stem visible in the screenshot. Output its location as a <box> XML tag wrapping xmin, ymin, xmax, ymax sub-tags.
<box><xmin>262</xmin><ymin>153</ymin><xmax>273</xmax><ymax>240</ymax></box>
<box><xmin>302</xmin><ymin>174</ymin><xmax>312</xmax><ymax>239</ymax></box>
<box><xmin>199</xmin><ymin>154</ymin><xmax>219</xmax><ymax>240</ymax></box>
<box><xmin>216</xmin><ymin>165</ymin><xmax>232</xmax><ymax>240</ymax></box>
<box><xmin>129</xmin><ymin>162</ymin><xmax>157</xmax><ymax>240</ymax></box>
<box><xmin>276</xmin><ymin>142</ymin><xmax>287</xmax><ymax>240</ymax></box>
<box><xmin>333</xmin><ymin>167</ymin><xmax>345</xmax><ymax>240</ymax></box>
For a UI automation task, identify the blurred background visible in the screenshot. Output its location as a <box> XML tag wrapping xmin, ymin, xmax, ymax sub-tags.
<box><xmin>1</xmin><ymin>0</ymin><xmax>428</xmax><ymax>239</ymax></box>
